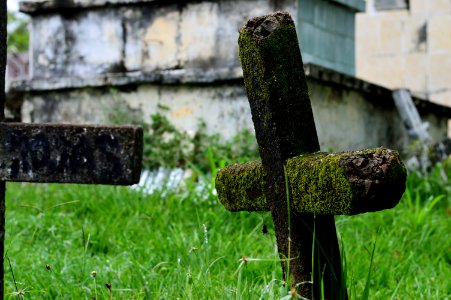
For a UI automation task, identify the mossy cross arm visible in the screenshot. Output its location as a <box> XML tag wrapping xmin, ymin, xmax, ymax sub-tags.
<box><xmin>216</xmin><ymin>147</ymin><xmax>406</xmax><ymax>215</ymax></box>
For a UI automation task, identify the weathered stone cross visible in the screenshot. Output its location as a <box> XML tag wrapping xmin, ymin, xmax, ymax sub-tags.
<box><xmin>0</xmin><ymin>4</ymin><xmax>143</xmax><ymax>298</ymax></box>
<box><xmin>215</xmin><ymin>12</ymin><xmax>406</xmax><ymax>299</ymax></box>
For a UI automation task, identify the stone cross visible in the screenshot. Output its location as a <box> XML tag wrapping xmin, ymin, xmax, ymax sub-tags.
<box><xmin>215</xmin><ymin>12</ymin><xmax>406</xmax><ymax>299</ymax></box>
<box><xmin>0</xmin><ymin>5</ymin><xmax>143</xmax><ymax>298</ymax></box>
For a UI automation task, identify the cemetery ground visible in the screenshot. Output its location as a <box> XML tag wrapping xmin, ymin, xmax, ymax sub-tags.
<box><xmin>2</xmin><ymin>143</ymin><xmax>450</xmax><ymax>299</ymax></box>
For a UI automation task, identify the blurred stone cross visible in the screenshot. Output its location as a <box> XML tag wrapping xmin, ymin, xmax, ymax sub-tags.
<box><xmin>0</xmin><ymin>4</ymin><xmax>143</xmax><ymax>298</ymax></box>
<box><xmin>215</xmin><ymin>12</ymin><xmax>406</xmax><ymax>299</ymax></box>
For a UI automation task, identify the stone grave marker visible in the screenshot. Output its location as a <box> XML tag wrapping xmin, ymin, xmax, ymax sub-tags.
<box><xmin>0</xmin><ymin>4</ymin><xmax>143</xmax><ymax>298</ymax></box>
<box><xmin>215</xmin><ymin>12</ymin><xmax>406</xmax><ymax>299</ymax></box>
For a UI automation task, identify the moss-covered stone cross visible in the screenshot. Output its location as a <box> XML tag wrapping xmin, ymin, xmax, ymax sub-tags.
<box><xmin>215</xmin><ymin>12</ymin><xmax>406</xmax><ymax>299</ymax></box>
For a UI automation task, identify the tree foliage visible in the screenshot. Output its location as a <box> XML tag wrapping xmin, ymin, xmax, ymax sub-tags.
<box><xmin>7</xmin><ymin>11</ymin><xmax>29</xmax><ymax>53</ymax></box>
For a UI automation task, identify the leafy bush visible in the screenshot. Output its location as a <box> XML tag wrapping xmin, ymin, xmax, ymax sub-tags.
<box><xmin>105</xmin><ymin>95</ymin><xmax>259</xmax><ymax>172</ymax></box>
<box><xmin>141</xmin><ymin>112</ymin><xmax>259</xmax><ymax>173</ymax></box>
<box><xmin>7</xmin><ymin>11</ymin><xmax>29</xmax><ymax>53</ymax></box>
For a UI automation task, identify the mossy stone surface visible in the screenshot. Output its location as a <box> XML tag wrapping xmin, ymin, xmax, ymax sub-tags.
<box><xmin>215</xmin><ymin>160</ymin><xmax>267</xmax><ymax>212</ymax></box>
<box><xmin>216</xmin><ymin>148</ymin><xmax>406</xmax><ymax>215</ymax></box>
<box><xmin>238</xmin><ymin>13</ymin><xmax>319</xmax><ymax>160</ymax></box>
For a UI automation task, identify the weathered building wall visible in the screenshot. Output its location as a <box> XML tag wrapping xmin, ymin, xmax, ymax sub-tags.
<box><xmin>27</xmin><ymin>0</ymin><xmax>296</xmax><ymax>80</ymax></box>
<box><xmin>9</xmin><ymin>0</ymin><xmax>451</xmax><ymax>155</ymax></box>
<box><xmin>356</xmin><ymin>0</ymin><xmax>451</xmax><ymax>106</ymax></box>
<box><xmin>19</xmin><ymin>65</ymin><xmax>450</xmax><ymax>152</ymax></box>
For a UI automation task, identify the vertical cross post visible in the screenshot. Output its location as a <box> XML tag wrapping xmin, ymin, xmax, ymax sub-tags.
<box><xmin>0</xmin><ymin>5</ymin><xmax>143</xmax><ymax>299</ymax></box>
<box><xmin>238</xmin><ymin>12</ymin><xmax>343</xmax><ymax>298</ymax></box>
<box><xmin>216</xmin><ymin>12</ymin><xmax>406</xmax><ymax>299</ymax></box>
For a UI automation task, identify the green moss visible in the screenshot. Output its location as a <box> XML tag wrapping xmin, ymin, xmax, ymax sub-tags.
<box><xmin>238</xmin><ymin>20</ymin><xmax>320</xmax><ymax>155</ymax></box>
<box><xmin>238</xmin><ymin>31</ymin><xmax>272</xmax><ymax>130</ymax></box>
<box><xmin>286</xmin><ymin>152</ymin><xmax>354</xmax><ymax>215</ymax></box>
<box><xmin>216</xmin><ymin>148</ymin><xmax>406</xmax><ymax>215</ymax></box>
<box><xmin>215</xmin><ymin>160</ymin><xmax>268</xmax><ymax>211</ymax></box>
<box><xmin>238</xmin><ymin>23</ymin><xmax>302</xmax><ymax>105</ymax></box>
<box><xmin>215</xmin><ymin>152</ymin><xmax>355</xmax><ymax>214</ymax></box>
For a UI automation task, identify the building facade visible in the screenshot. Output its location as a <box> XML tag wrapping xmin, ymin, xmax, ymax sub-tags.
<box><xmin>356</xmin><ymin>0</ymin><xmax>451</xmax><ymax>106</ymax></box>
<box><xmin>7</xmin><ymin>0</ymin><xmax>451</xmax><ymax>153</ymax></box>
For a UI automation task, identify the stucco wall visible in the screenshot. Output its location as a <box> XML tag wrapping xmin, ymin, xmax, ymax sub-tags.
<box><xmin>12</xmin><ymin>0</ymin><xmax>450</xmax><ymax>154</ymax></box>
<box><xmin>28</xmin><ymin>0</ymin><xmax>296</xmax><ymax>80</ymax></box>
<box><xmin>20</xmin><ymin>76</ymin><xmax>449</xmax><ymax>152</ymax></box>
<box><xmin>356</xmin><ymin>0</ymin><xmax>451</xmax><ymax>106</ymax></box>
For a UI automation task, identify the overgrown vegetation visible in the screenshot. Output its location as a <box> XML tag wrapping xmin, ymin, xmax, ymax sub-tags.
<box><xmin>3</xmin><ymin>101</ymin><xmax>448</xmax><ymax>298</ymax></box>
<box><xmin>142</xmin><ymin>112</ymin><xmax>258</xmax><ymax>173</ymax></box>
<box><xmin>104</xmin><ymin>97</ymin><xmax>259</xmax><ymax>173</ymax></box>
<box><xmin>3</xmin><ymin>142</ymin><xmax>450</xmax><ymax>298</ymax></box>
<box><xmin>7</xmin><ymin>11</ymin><xmax>29</xmax><ymax>53</ymax></box>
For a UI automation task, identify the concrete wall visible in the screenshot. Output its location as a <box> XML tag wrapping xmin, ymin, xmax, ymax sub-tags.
<box><xmin>10</xmin><ymin>0</ymin><xmax>451</xmax><ymax>154</ymax></box>
<box><xmin>19</xmin><ymin>65</ymin><xmax>450</xmax><ymax>152</ymax></box>
<box><xmin>356</xmin><ymin>0</ymin><xmax>451</xmax><ymax>106</ymax></box>
<box><xmin>27</xmin><ymin>0</ymin><xmax>296</xmax><ymax>81</ymax></box>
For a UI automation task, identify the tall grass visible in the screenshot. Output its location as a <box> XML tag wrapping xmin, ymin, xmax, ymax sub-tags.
<box><xmin>3</xmin><ymin>162</ymin><xmax>450</xmax><ymax>299</ymax></box>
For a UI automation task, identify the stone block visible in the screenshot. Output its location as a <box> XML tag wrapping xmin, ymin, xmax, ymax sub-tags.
<box><xmin>428</xmin><ymin>54</ymin><xmax>451</xmax><ymax>92</ymax></box>
<box><xmin>428</xmin><ymin>15</ymin><xmax>451</xmax><ymax>53</ymax></box>
<box><xmin>356</xmin><ymin>14</ymin><xmax>380</xmax><ymax>57</ymax></box>
<box><xmin>32</xmin><ymin>11</ymin><xmax>124</xmax><ymax>79</ymax></box>
<box><xmin>0</xmin><ymin>123</ymin><xmax>143</xmax><ymax>185</ymax></box>
<box><xmin>123</xmin><ymin>9</ymin><xmax>145</xmax><ymax>71</ymax></box>
<box><xmin>379</xmin><ymin>16</ymin><xmax>403</xmax><ymax>55</ymax></box>
<box><xmin>142</xmin><ymin>10</ymin><xmax>180</xmax><ymax>70</ymax></box>
<box><xmin>356</xmin><ymin>57</ymin><xmax>381</xmax><ymax>84</ymax></box>
<box><xmin>32</xmin><ymin>15</ymin><xmax>67</xmax><ymax>79</ymax></box>
<box><xmin>377</xmin><ymin>55</ymin><xmax>404</xmax><ymax>88</ymax></box>
<box><xmin>409</xmin><ymin>0</ymin><xmax>427</xmax><ymax>16</ymax></box>
<box><xmin>428</xmin><ymin>0</ymin><xmax>451</xmax><ymax>15</ymax></box>
<box><xmin>403</xmin><ymin>53</ymin><xmax>427</xmax><ymax>92</ymax></box>
<box><xmin>179</xmin><ymin>3</ymin><xmax>219</xmax><ymax>68</ymax></box>
<box><xmin>401</xmin><ymin>17</ymin><xmax>428</xmax><ymax>54</ymax></box>
<box><xmin>72</xmin><ymin>12</ymin><xmax>124</xmax><ymax>73</ymax></box>
<box><xmin>431</xmin><ymin>90</ymin><xmax>451</xmax><ymax>107</ymax></box>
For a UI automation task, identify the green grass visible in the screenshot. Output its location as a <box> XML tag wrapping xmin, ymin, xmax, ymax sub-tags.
<box><xmin>3</xmin><ymin>165</ymin><xmax>450</xmax><ymax>299</ymax></box>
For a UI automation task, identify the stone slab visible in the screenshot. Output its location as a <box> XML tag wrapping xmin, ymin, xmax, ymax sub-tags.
<box><xmin>0</xmin><ymin>123</ymin><xmax>143</xmax><ymax>185</ymax></box>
